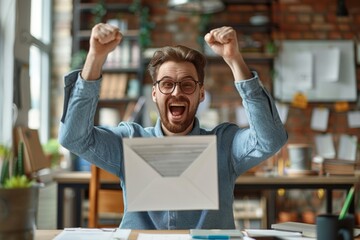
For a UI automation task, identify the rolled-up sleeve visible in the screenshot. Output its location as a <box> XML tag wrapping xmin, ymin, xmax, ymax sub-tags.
<box><xmin>232</xmin><ymin>72</ymin><xmax>288</xmax><ymax>174</ymax></box>
<box><xmin>59</xmin><ymin>70</ymin><xmax>101</xmax><ymax>151</ymax></box>
<box><xmin>60</xmin><ymin>70</ymin><xmax>100</xmax><ymax>123</ymax></box>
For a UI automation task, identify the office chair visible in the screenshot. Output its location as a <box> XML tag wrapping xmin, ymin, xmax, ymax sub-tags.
<box><xmin>88</xmin><ymin>164</ymin><xmax>124</xmax><ymax>228</ymax></box>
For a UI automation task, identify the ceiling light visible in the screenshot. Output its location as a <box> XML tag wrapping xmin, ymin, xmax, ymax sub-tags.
<box><xmin>168</xmin><ymin>0</ymin><xmax>225</xmax><ymax>14</ymax></box>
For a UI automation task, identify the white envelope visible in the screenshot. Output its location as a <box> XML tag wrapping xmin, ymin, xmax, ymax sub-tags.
<box><xmin>123</xmin><ymin>135</ymin><xmax>218</xmax><ymax>211</ymax></box>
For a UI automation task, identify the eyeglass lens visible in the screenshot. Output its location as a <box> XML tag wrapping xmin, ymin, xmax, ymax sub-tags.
<box><xmin>158</xmin><ymin>80</ymin><xmax>198</xmax><ymax>94</ymax></box>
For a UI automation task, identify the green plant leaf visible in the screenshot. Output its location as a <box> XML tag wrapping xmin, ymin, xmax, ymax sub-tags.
<box><xmin>70</xmin><ymin>50</ymin><xmax>88</xmax><ymax>70</ymax></box>
<box><xmin>4</xmin><ymin>175</ymin><xmax>33</xmax><ymax>189</ymax></box>
<box><xmin>0</xmin><ymin>159</ymin><xmax>10</xmax><ymax>186</ymax></box>
<box><xmin>15</xmin><ymin>141</ymin><xmax>25</xmax><ymax>176</ymax></box>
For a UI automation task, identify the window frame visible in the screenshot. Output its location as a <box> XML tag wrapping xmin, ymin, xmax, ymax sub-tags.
<box><xmin>29</xmin><ymin>0</ymin><xmax>53</xmax><ymax>143</ymax></box>
<box><xmin>0</xmin><ymin>0</ymin><xmax>16</xmax><ymax>146</ymax></box>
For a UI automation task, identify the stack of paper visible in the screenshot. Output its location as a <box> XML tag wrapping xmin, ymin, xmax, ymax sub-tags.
<box><xmin>53</xmin><ymin>228</ymin><xmax>131</xmax><ymax>240</ymax></box>
<box><xmin>243</xmin><ymin>229</ymin><xmax>303</xmax><ymax>238</ymax></box>
<box><xmin>271</xmin><ymin>221</ymin><xmax>360</xmax><ymax>238</ymax></box>
<box><xmin>137</xmin><ymin>233</ymin><xmax>190</xmax><ymax>240</ymax></box>
<box><xmin>271</xmin><ymin>222</ymin><xmax>316</xmax><ymax>238</ymax></box>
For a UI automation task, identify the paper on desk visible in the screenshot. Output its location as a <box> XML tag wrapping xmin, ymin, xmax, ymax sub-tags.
<box><xmin>53</xmin><ymin>228</ymin><xmax>131</xmax><ymax>240</ymax></box>
<box><xmin>244</xmin><ymin>229</ymin><xmax>302</xmax><ymax>237</ymax></box>
<box><xmin>272</xmin><ymin>221</ymin><xmax>360</xmax><ymax>238</ymax></box>
<box><xmin>271</xmin><ymin>221</ymin><xmax>316</xmax><ymax>238</ymax></box>
<box><xmin>190</xmin><ymin>229</ymin><xmax>243</xmax><ymax>238</ymax></box>
<box><xmin>137</xmin><ymin>233</ymin><xmax>191</xmax><ymax>240</ymax></box>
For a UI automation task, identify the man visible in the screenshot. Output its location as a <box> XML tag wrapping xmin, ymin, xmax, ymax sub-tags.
<box><xmin>59</xmin><ymin>24</ymin><xmax>287</xmax><ymax>229</ymax></box>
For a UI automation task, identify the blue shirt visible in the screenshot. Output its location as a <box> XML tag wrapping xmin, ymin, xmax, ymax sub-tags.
<box><xmin>59</xmin><ymin>70</ymin><xmax>287</xmax><ymax>230</ymax></box>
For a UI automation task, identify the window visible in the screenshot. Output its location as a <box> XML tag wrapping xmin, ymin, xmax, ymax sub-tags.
<box><xmin>0</xmin><ymin>0</ymin><xmax>52</xmax><ymax>145</ymax></box>
<box><xmin>0</xmin><ymin>0</ymin><xmax>16</xmax><ymax>145</ymax></box>
<box><xmin>29</xmin><ymin>0</ymin><xmax>52</xmax><ymax>142</ymax></box>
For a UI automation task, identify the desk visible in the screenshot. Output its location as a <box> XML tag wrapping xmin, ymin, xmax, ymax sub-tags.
<box><xmin>235</xmin><ymin>175</ymin><xmax>359</xmax><ymax>226</ymax></box>
<box><xmin>54</xmin><ymin>172</ymin><xmax>359</xmax><ymax>229</ymax></box>
<box><xmin>33</xmin><ymin>229</ymin><xmax>306</xmax><ymax>240</ymax></box>
<box><xmin>35</xmin><ymin>230</ymin><xmax>60</xmax><ymax>240</ymax></box>
<box><xmin>35</xmin><ymin>229</ymin><xmax>190</xmax><ymax>240</ymax></box>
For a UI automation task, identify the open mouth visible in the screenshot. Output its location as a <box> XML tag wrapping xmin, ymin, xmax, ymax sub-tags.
<box><xmin>169</xmin><ymin>103</ymin><xmax>186</xmax><ymax>117</ymax></box>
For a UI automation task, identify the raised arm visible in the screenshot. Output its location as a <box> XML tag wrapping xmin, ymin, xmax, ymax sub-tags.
<box><xmin>82</xmin><ymin>23</ymin><xmax>122</xmax><ymax>80</ymax></box>
<box><xmin>204</xmin><ymin>26</ymin><xmax>252</xmax><ymax>81</ymax></box>
<box><xmin>205</xmin><ymin>27</ymin><xmax>287</xmax><ymax>174</ymax></box>
<box><xmin>58</xmin><ymin>23</ymin><xmax>126</xmax><ymax>177</ymax></box>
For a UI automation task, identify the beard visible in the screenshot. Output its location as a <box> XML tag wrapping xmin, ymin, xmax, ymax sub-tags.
<box><xmin>156</xmin><ymin>95</ymin><xmax>199</xmax><ymax>134</ymax></box>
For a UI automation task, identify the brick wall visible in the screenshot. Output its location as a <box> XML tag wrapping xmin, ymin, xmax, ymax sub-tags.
<box><xmin>272</xmin><ymin>0</ymin><xmax>360</xmax><ymax>150</ymax></box>
<box><xmin>50</xmin><ymin>0</ymin><xmax>360</xmax><ymax>224</ymax></box>
<box><xmin>142</xmin><ymin>0</ymin><xmax>360</xmax><ymax>159</ymax></box>
<box><xmin>143</xmin><ymin>0</ymin><xmax>202</xmax><ymax>50</ymax></box>
<box><xmin>52</xmin><ymin>0</ymin><xmax>360</xmax><ymax>155</ymax></box>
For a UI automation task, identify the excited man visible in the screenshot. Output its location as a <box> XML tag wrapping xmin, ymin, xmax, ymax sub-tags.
<box><xmin>59</xmin><ymin>24</ymin><xmax>287</xmax><ymax>229</ymax></box>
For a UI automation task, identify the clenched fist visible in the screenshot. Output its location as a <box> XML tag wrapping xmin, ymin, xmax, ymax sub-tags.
<box><xmin>89</xmin><ymin>23</ymin><xmax>123</xmax><ymax>58</ymax></box>
<box><xmin>204</xmin><ymin>26</ymin><xmax>239</xmax><ymax>59</ymax></box>
<box><xmin>204</xmin><ymin>26</ymin><xmax>251</xmax><ymax>80</ymax></box>
<box><xmin>81</xmin><ymin>23</ymin><xmax>123</xmax><ymax>80</ymax></box>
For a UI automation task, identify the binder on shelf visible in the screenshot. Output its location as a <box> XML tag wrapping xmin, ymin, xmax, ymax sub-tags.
<box><xmin>103</xmin><ymin>39</ymin><xmax>140</xmax><ymax>69</ymax></box>
<box><xmin>100</xmin><ymin>73</ymin><xmax>128</xmax><ymax>100</ymax></box>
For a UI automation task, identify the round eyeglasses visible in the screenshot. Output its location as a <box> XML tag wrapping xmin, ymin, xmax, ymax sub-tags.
<box><xmin>154</xmin><ymin>79</ymin><xmax>202</xmax><ymax>95</ymax></box>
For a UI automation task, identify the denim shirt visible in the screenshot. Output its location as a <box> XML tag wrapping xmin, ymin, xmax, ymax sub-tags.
<box><xmin>59</xmin><ymin>70</ymin><xmax>287</xmax><ymax>230</ymax></box>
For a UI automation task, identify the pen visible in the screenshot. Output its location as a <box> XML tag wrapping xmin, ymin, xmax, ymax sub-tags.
<box><xmin>338</xmin><ymin>186</ymin><xmax>355</xmax><ymax>220</ymax></box>
<box><xmin>192</xmin><ymin>235</ymin><xmax>230</xmax><ymax>239</ymax></box>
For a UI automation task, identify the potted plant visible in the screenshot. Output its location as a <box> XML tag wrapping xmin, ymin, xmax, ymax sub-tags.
<box><xmin>42</xmin><ymin>138</ymin><xmax>62</xmax><ymax>168</ymax></box>
<box><xmin>0</xmin><ymin>142</ymin><xmax>39</xmax><ymax>240</ymax></box>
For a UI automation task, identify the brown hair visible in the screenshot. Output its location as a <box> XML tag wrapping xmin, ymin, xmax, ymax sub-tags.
<box><xmin>147</xmin><ymin>45</ymin><xmax>206</xmax><ymax>84</ymax></box>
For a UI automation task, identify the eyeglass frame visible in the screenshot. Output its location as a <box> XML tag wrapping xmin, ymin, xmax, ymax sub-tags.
<box><xmin>153</xmin><ymin>78</ymin><xmax>203</xmax><ymax>95</ymax></box>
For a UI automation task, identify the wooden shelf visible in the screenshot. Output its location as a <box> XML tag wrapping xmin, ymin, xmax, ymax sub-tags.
<box><xmin>77</xmin><ymin>3</ymin><xmax>134</xmax><ymax>12</ymax></box>
<box><xmin>208</xmin><ymin>23</ymin><xmax>273</xmax><ymax>34</ymax></box>
<box><xmin>72</xmin><ymin>0</ymin><xmax>145</xmax><ymax>125</ymax></box>
<box><xmin>74</xmin><ymin>30</ymin><xmax>139</xmax><ymax>41</ymax></box>
<box><xmin>206</xmin><ymin>53</ymin><xmax>275</xmax><ymax>64</ymax></box>
<box><xmin>102</xmin><ymin>67</ymin><xmax>140</xmax><ymax>74</ymax></box>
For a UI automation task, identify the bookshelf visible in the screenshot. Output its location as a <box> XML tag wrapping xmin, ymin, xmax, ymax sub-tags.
<box><xmin>203</xmin><ymin>0</ymin><xmax>275</xmax><ymax>114</ymax></box>
<box><xmin>203</xmin><ymin>0</ymin><xmax>275</xmax><ymax>228</ymax></box>
<box><xmin>72</xmin><ymin>0</ymin><xmax>145</xmax><ymax>126</ymax></box>
<box><xmin>233</xmin><ymin>195</ymin><xmax>267</xmax><ymax>229</ymax></box>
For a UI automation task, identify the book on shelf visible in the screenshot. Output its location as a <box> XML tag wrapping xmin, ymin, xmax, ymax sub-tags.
<box><xmin>103</xmin><ymin>39</ymin><xmax>140</xmax><ymax>69</ymax></box>
<box><xmin>120</xmin><ymin>38</ymin><xmax>131</xmax><ymax>67</ymax></box>
<box><xmin>100</xmin><ymin>73</ymin><xmax>128</xmax><ymax>100</ymax></box>
<box><xmin>323</xmin><ymin>158</ymin><xmax>356</xmax><ymax>175</ymax></box>
<box><xmin>130</xmin><ymin>41</ymin><xmax>140</xmax><ymax>67</ymax></box>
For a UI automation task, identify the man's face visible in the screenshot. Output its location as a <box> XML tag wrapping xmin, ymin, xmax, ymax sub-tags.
<box><xmin>152</xmin><ymin>61</ymin><xmax>205</xmax><ymax>136</ymax></box>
